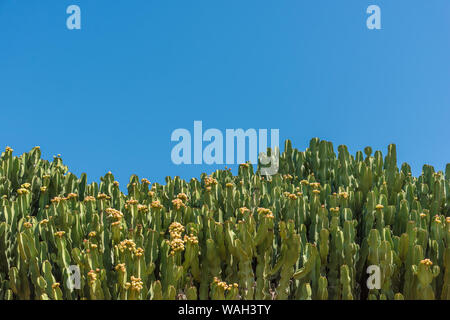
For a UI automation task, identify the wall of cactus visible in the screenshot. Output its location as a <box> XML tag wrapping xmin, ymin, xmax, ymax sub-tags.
<box><xmin>0</xmin><ymin>138</ymin><xmax>449</xmax><ymax>300</ymax></box>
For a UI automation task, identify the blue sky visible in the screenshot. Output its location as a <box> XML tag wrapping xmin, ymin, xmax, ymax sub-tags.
<box><xmin>0</xmin><ymin>0</ymin><xmax>449</xmax><ymax>187</ymax></box>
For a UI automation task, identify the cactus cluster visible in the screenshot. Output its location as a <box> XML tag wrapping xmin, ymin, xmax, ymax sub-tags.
<box><xmin>0</xmin><ymin>138</ymin><xmax>449</xmax><ymax>300</ymax></box>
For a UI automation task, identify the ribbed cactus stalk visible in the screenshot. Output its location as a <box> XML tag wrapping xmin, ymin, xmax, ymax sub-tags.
<box><xmin>413</xmin><ymin>259</ymin><xmax>440</xmax><ymax>300</ymax></box>
<box><xmin>340</xmin><ymin>265</ymin><xmax>353</xmax><ymax>300</ymax></box>
<box><xmin>441</xmin><ymin>247</ymin><xmax>450</xmax><ymax>299</ymax></box>
<box><xmin>272</xmin><ymin>221</ymin><xmax>300</xmax><ymax>300</ymax></box>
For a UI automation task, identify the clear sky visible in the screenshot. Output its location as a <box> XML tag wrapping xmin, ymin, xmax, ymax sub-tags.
<box><xmin>0</xmin><ymin>0</ymin><xmax>449</xmax><ymax>187</ymax></box>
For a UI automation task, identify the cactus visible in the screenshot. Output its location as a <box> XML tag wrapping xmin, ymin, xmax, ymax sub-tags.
<box><xmin>412</xmin><ymin>259</ymin><xmax>440</xmax><ymax>300</ymax></box>
<box><xmin>0</xmin><ymin>139</ymin><xmax>448</xmax><ymax>300</ymax></box>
